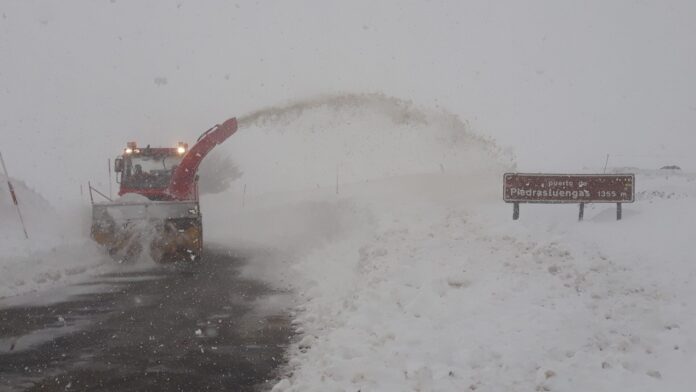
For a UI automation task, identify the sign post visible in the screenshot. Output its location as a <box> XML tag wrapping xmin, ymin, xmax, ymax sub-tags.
<box><xmin>617</xmin><ymin>203</ymin><xmax>622</xmax><ymax>220</ymax></box>
<box><xmin>503</xmin><ymin>173</ymin><xmax>635</xmax><ymax>221</ymax></box>
<box><xmin>108</xmin><ymin>158</ymin><xmax>113</xmax><ymax>200</ymax></box>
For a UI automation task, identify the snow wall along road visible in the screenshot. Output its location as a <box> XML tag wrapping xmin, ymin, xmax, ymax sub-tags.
<box><xmin>0</xmin><ymin>175</ymin><xmax>111</xmax><ymax>298</ymax></box>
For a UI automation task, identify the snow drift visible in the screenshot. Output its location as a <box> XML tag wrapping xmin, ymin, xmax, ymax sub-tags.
<box><xmin>262</xmin><ymin>170</ymin><xmax>696</xmax><ymax>392</ymax></box>
<box><xmin>0</xmin><ymin>175</ymin><xmax>111</xmax><ymax>299</ymax></box>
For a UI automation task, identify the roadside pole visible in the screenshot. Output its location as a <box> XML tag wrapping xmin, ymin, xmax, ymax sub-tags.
<box><xmin>108</xmin><ymin>158</ymin><xmax>113</xmax><ymax>199</ymax></box>
<box><xmin>0</xmin><ymin>151</ymin><xmax>29</xmax><ymax>239</ymax></box>
<box><xmin>617</xmin><ymin>203</ymin><xmax>622</xmax><ymax>220</ymax></box>
<box><xmin>603</xmin><ymin>154</ymin><xmax>610</xmax><ymax>174</ymax></box>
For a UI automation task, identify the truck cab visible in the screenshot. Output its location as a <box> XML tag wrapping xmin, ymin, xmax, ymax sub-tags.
<box><xmin>114</xmin><ymin>142</ymin><xmax>190</xmax><ymax>201</ymax></box>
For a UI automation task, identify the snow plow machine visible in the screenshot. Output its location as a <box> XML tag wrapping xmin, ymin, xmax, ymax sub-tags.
<box><xmin>90</xmin><ymin>118</ymin><xmax>238</xmax><ymax>262</ymax></box>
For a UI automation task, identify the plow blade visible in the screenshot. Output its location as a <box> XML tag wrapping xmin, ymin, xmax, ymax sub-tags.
<box><xmin>91</xmin><ymin>200</ymin><xmax>202</xmax><ymax>262</ymax></box>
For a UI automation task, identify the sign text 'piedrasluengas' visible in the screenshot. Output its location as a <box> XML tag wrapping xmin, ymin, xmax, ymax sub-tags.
<box><xmin>503</xmin><ymin>173</ymin><xmax>635</xmax><ymax>204</ymax></box>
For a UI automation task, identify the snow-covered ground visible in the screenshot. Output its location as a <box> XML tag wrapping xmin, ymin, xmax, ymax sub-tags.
<box><xmin>200</xmin><ymin>98</ymin><xmax>696</xmax><ymax>391</ymax></box>
<box><xmin>3</xmin><ymin>94</ymin><xmax>694</xmax><ymax>391</ymax></box>
<box><xmin>207</xmin><ymin>168</ymin><xmax>694</xmax><ymax>392</ymax></box>
<box><xmin>0</xmin><ymin>176</ymin><xmax>113</xmax><ymax>299</ymax></box>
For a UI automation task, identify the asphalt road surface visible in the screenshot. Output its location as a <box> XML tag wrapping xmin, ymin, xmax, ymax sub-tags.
<box><xmin>0</xmin><ymin>248</ymin><xmax>293</xmax><ymax>391</ymax></box>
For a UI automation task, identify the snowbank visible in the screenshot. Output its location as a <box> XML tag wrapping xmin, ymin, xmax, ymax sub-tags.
<box><xmin>246</xmin><ymin>170</ymin><xmax>693</xmax><ymax>392</ymax></box>
<box><xmin>0</xmin><ymin>175</ymin><xmax>112</xmax><ymax>299</ymax></box>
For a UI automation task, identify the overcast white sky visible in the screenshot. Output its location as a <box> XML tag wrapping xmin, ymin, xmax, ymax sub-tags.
<box><xmin>1</xmin><ymin>0</ymin><xmax>695</xmax><ymax>203</ymax></box>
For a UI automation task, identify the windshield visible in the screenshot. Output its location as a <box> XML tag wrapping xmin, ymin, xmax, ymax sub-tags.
<box><xmin>122</xmin><ymin>154</ymin><xmax>183</xmax><ymax>189</ymax></box>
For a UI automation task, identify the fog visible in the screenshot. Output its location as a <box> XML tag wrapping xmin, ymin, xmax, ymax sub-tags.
<box><xmin>3</xmin><ymin>3</ymin><xmax>696</xmax><ymax>389</ymax></box>
<box><xmin>1</xmin><ymin>0</ymin><xmax>695</xmax><ymax>204</ymax></box>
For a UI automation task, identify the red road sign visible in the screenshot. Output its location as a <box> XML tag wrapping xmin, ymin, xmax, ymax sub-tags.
<box><xmin>503</xmin><ymin>173</ymin><xmax>635</xmax><ymax>204</ymax></box>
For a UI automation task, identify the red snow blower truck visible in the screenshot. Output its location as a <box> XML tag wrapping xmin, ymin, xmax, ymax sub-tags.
<box><xmin>90</xmin><ymin>118</ymin><xmax>237</xmax><ymax>262</ymax></box>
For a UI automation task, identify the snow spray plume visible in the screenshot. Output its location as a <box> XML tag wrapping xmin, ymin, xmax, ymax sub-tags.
<box><xmin>238</xmin><ymin>93</ymin><xmax>431</xmax><ymax>128</ymax></box>
<box><xmin>227</xmin><ymin>93</ymin><xmax>513</xmax><ymax>195</ymax></box>
<box><xmin>238</xmin><ymin>93</ymin><xmax>509</xmax><ymax>159</ymax></box>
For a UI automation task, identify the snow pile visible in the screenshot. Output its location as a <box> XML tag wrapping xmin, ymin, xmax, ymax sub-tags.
<box><xmin>246</xmin><ymin>169</ymin><xmax>694</xmax><ymax>391</ymax></box>
<box><xmin>0</xmin><ymin>175</ymin><xmax>111</xmax><ymax>299</ymax></box>
<box><xmin>256</xmin><ymin>169</ymin><xmax>694</xmax><ymax>392</ymax></box>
